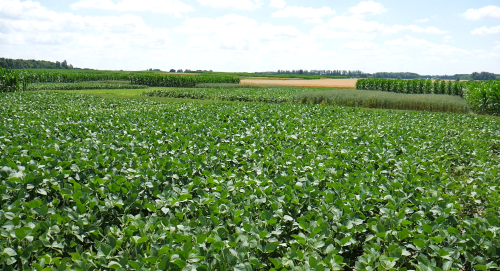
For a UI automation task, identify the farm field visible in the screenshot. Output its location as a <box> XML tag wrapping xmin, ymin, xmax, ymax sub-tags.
<box><xmin>1</xmin><ymin>91</ymin><xmax>499</xmax><ymax>270</ymax></box>
<box><xmin>241</xmin><ymin>79</ymin><xmax>358</xmax><ymax>88</ymax></box>
<box><xmin>143</xmin><ymin>86</ymin><xmax>470</xmax><ymax>113</ymax></box>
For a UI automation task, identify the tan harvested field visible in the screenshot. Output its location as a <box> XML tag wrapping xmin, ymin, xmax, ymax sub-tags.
<box><xmin>241</xmin><ymin>78</ymin><xmax>358</xmax><ymax>88</ymax></box>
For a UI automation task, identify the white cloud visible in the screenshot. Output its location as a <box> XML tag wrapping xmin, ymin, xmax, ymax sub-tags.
<box><xmin>71</xmin><ymin>0</ymin><xmax>194</xmax><ymax>15</ymax></box>
<box><xmin>269</xmin><ymin>0</ymin><xmax>285</xmax><ymax>9</ymax></box>
<box><xmin>471</xmin><ymin>25</ymin><xmax>500</xmax><ymax>35</ymax></box>
<box><xmin>174</xmin><ymin>14</ymin><xmax>306</xmax><ymax>52</ymax></box>
<box><xmin>311</xmin><ymin>16</ymin><xmax>447</xmax><ymax>40</ymax></box>
<box><xmin>272</xmin><ymin>6</ymin><xmax>335</xmax><ymax>19</ymax></box>
<box><xmin>385</xmin><ymin>36</ymin><xmax>469</xmax><ymax>56</ymax></box>
<box><xmin>399</xmin><ymin>25</ymin><xmax>448</xmax><ymax>35</ymax></box>
<box><xmin>425</xmin><ymin>56</ymin><xmax>442</xmax><ymax>62</ymax></box>
<box><xmin>391</xmin><ymin>55</ymin><xmax>411</xmax><ymax>60</ymax></box>
<box><xmin>0</xmin><ymin>0</ymin><xmax>172</xmax><ymax>69</ymax></box>
<box><xmin>415</xmin><ymin>18</ymin><xmax>429</xmax><ymax>23</ymax></box>
<box><xmin>341</xmin><ymin>41</ymin><xmax>377</xmax><ymax>50</ymax></box>
<box><xmin>197</xmin><ymin>0</ymin><xmax>263</xmax><ymax>10</ymax></box>
<box><xmin>304</xmin><ymin>18</ymin><xmax>323</xmax><ymax>24</ymax></box>
<box><xmin>462</xmin><ymin>5</ymin><xmax>500</xmax><ymax>20</ymax></box>
<box><xmin>349</xmin><ymin>1</ymin><xmax>386</xmax><ymax>17</ymax></box>
<box><xmin>495</xmin><ymin>42</ymin><xmax>500</xmax><ymax>51</ymax></box>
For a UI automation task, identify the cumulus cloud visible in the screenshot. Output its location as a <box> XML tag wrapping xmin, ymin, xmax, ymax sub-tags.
<box><xmin>349</xmin><ymin>1</ymin><xmax>386</xmax><ymax>17</ymax></box>
<box><xmin>400</xmin><ymin>25</ymin><xmax>448</xmax><ymax>35</ymax></box>
<box><xmin>269</xmin><ymin>0</ymin><xmax>285</xmax><ymax>9</ymax></box>
<box><xmin>174</xmin><ymin>14</ymin><xmax>308</xmax><ymax>52</ymax></box>
<box><xmin>462</xmin><ymin>5</ymin><xmax>500</xmax><ymax>20</ymax></box>
<box><xmin>71</xmin><ymin>0</ymin><xmax>194</xmax><ymax>15</ymax></box>
<box><xmin>197</xmin><ymin>0</ymin><xmax>263</xmax><ymax>10</ymax></box>
<box><xmin>311</xmin><ymin>16</ymin><xmax>447</xmax><ymax>40</ymax></box>
<box><xmin>0</xmin><ymin>0</ymin><xmax>172</xmax><ymax>69</ymax></box>
<box><xmin>415</xmin><ymin>18</ymin><xmax>429</xmax><ymax>23</ymax></box>
<box><xmin>471</xmin><ymin>25</ymin><xmax>500</xmax><ymax>35</ymax></box>
<box><xmin>272</xmin><ymin>6</ymin><xmax>336</xmax><ymax>19</ymax></box>
<box><xmin>385</xmin><ymin>36</ymin><xmax>469</xmax><ymax>56</ymax></box>
<box><xmin>341</xmin><ymin>41</ymin><xmax>377</xmax><ymax>50</ymax></box>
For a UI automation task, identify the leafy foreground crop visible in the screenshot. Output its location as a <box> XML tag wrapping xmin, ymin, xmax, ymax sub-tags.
<box><xmin>1</xmin><ymin>92</ymin><xmax>499</xmax><ymax>271</ymax></box>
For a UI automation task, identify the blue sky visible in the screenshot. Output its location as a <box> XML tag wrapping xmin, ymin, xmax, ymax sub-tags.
<box><xmin>1</xmin><ymin>0</ymin><xmax>499</xmax><ymax>74</ymax></box>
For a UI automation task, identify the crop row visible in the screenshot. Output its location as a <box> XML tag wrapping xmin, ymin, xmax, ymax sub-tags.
<box><xmin>143</xmin><ymin>86</ymin><xmax>312</xmax><ymax>103</ymax></box>
<box><xmin>463</xmin><ymin>80</ymin><xmax>500</xmax><ymax>116</ymax></box>
<box><xmin>143</xmin><ymin>87</ymin><xmax>470</xmax><ymax>113</ymax></box>
<box><xmin>27</xmin><ymin>83</ymin><xmax>148</xmax><ymax>91</ymax></box>
<box><xmin>1</xmin><ymin>92</ymin><xmax>499</xmax><ymax>270</ymax></box>
<box><xmin>356</xmin><ymin>79</ymin><xmax>464</xmax><ymax>96</ymax></box>
<box><xmin>130</xmin><ymin>74</ymin><xmax>240</xmax><ymax>88</ymax></box>
<box><xmin>0</xmin><ymin>68</ymin><xmax>27</xmax><ymax>93</ymax></box>
<box><xmin>0</xmin><ymin>69</ymin><xmax>240</xmax><ymax>90</ymax></box>
<box><xmin>293</xmin><ymin>89</ymin><xmax>470</xmax><ymax>114</ymax></box>
<box><xmin>356</xmin><ymin>79</ymin><xmax>500</xmax><ymax>115</ymax></box>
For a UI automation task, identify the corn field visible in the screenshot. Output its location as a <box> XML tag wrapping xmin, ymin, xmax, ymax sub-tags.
<box><xmin>463</xmin><ymin>80</ymin><xmax>500</xmax><ymax>116</ymax></box>
<box><xmin>0</xmin><ymin>68</ymin><xmax>27</xmax><ymax>92</ymax></box>
<box><xmin>0</xmin><ymin>70</ymin><xmax>241</xmax><ymax>91</ymax></box>
<box><xmin>129</xmin><ymin>74</ymin><xmax>240</xmax><ymax>87</ymax></box>
<box><xmin>22</xmin><ymin>71</ymin><xmax>130</xmax><ymax>83</ymax></box>
<box><xmin>356</xmin><ymin>78</ymin><xmax>464</xmax><ymax>97</ymax></box>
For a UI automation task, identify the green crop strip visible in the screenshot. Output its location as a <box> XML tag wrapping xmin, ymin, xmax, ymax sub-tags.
<box><xmin>356</xmin><ymin>79</ymin><xmax>500</xmax><ymax>116</ymax></box>
<box><xmin>0</xmin><ymin>92</ymin><xmax>499</xmax><ymax>270</ymax></box>
<box><xmin>143</xmin><ymin>87</ymin><xmax>470</xmax><ymax>114</ymax></box>
<box><xmin>1</xmin><ymin>70</ymin><xmax>240</xmax><ymax>92</ymax></box>
<box><xmin>143</xmin><ymin>86</ymin><xmax>314</xmax><ymax>103</ymax></box>
<box><xmin>27</xmin><ymin>83</ymin><xmax>148</xmax><ymax>91</ymax></box>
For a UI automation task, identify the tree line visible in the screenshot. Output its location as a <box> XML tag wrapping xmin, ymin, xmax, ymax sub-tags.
<box><xmin>266</xmin><ymin>70</ymin><xmax>498</xmax><ymax>80</ymax></box>
<box><xmin>0</xmin><ymin>58</ymin><xmax>74</xmax><ymax>69</ymax></box>
<box><xmin>273</xmin><ymin>69</ymin><xmax>369</xmax><ymax>77</ymax></box>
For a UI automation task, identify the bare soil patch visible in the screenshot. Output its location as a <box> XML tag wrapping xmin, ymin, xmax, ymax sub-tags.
<box><xmin>241</xmin><ymin>78</ymin><xmax>358</xmax><ymax>88</ymax></box>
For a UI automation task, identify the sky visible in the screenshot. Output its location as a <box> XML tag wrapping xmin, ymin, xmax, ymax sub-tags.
<box><xmin>0</xmin><ymin>0</ymin><xmax>499</xmax><ymax>74</ymax></box>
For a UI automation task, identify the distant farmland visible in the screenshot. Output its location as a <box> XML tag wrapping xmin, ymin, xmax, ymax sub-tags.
<box><xmin>241</xmin><ymin>78</ymin><xmax>358</xmax><ymax>88</ymax></box>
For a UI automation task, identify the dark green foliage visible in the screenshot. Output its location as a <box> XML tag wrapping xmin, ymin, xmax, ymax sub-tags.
<box><xmin>22</xmin><ymin>70</ymin><xmax>132</xmax><ymax>83</ymax></box>
<box><xmin>357</xmin><ymin>78</ymin><xmax>500</xmax><ymax>116</ymax></box>
<box><xmin>356</xmin><ymin>78</ymin><xmax>466</xmax><ymax>97</ymax></box>
<box><xmin>471</xmin><ymin>72</ymin><xmax>497</xmax><ymax>81</ymax></box>
<box><xmin>130</xmin><ymin>74</ymin><xmax>239</xmax><ymax>87</ymax></box>
<box><xmin>0</xmin><ymin>68</ymin><xmax>27</xmax><ymax>92</ymax></box>
<box><xmin>0</xmin><ymin>58</ymin><xmax>74</xmax><ymax>69</ymax></box>
<box><xmin>372</xmin><ymin>72</ymin><xmax>420</xmax><ymax>79</ymax></box>
<box><xmin>463</xmin><ymin>80</ymin><xmax>500</xmax><ymax>116</ymax></box>
<box><xmin>0</xmin><ymin>92</ymin><xmax>499</xmax><ymax>270</ymax></box>
<box><xmin>14</xmin><ymin>70</ymin><xmax>240</xmax><ymax>88</ymax></box>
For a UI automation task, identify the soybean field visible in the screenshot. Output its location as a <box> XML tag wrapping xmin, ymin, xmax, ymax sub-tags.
<box><xmin>1</xmin><ymin>92</ymin><xmax>499</xmax><ymax>270</ymax></box>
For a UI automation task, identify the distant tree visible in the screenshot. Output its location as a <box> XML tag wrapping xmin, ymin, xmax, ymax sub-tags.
<box><xmin>471</xmin><ymin>71</ymin><xmax>496</xmax><ymax>81</ymax></box>
<box><xmin>177</xmin><ymin>69</ymin><xmax>183</xmax><ymax>73</ymax></box>
<box><xmin>169</xmin><ymin>69</ymin><xmax>176</xmax><ymax>73</ymax></box>
<box><xmin>62</xmin><ymin>60</ymin><xmax>68</xmax><ymax>69</ymax></box>
<box><xmin>55</xmin><ymin>61</ymin><xmax>61</xmax><ymax>69</ymax></box>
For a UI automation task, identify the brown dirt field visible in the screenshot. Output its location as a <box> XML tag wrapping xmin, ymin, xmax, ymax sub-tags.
<box><xmin>240</xmin><ymin>78</ymin><xmax>358</xmax><ymax>88</ymax></box>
